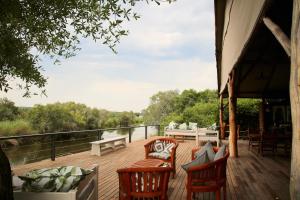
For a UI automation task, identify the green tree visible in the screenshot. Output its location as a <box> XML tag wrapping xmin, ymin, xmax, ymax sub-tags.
<box><xmin>0</xmin><ymin>98</ymin><xmax>19</xmax><ymax>121</ymax></box>
<box><xmin>174</xmin><ymin>89</ymin><xmax>200</xmax><ymax>112</ymax></box>
<box><xmin>183</xmin><ymin>102</ymin><xmax>218</xmax><ymax>127</ymax></box>
<box><xmin>143</xmin><ymin>90</ymin><xmax>179</xmax><ymax>125</ymax></box>
<box><xmin>0</xmin><ymin>1</ymin><xmax>174</xmax><ymax>197</ymax></box>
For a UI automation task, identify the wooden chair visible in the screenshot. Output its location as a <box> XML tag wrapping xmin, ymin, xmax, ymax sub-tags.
<box><xmin>144</xmin><ymin>138</ymin><xmax>178</xmax><ymax>178</ymax></box>
<box><xmin>117</xmin><ymin>167</ymin><xmax>172</xmax><ymax>200</ymax></box>
<box><xmin>247</xmin><ymin>128</ymin><xmax>261</xmax><ymax>154</ymax></box>
<box><xmin>186</xmin><ymin>147</ymin><xmax>229</xmax><ymax>200</ymax></box>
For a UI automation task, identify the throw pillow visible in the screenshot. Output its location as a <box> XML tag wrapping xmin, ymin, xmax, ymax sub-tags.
<box><xmin>164</xmin><ymin>143</ymin><xmax>175</xmax><ymax>153</ymax></box>
<box><xmin>182</xmin><ymin>151</ymin><xmax>209</xmax><ymax>171</ymax></box>
<box><xmin>188</xmin><ymin>122</ymin><xmax>197</xmax><ymax>131</ymax></box>
<box><xmin>195</xmin><ymin>141</ymin><xmax>216</xmax><ymax>161</ymax></box>
<box><xmin>214</xmin><ymin>145</ymin><xmax>226</xmax><ymax>161</ymax></box>
<box><xmin>179</xmin><ymin>123</ymin><xmax>187</xmax><ymax>130</ymax></box>
<box><xmin>19</xmin><ymin>166</ymin><xmax>92</xmax><ymax>192</ymax></box>
<box><xmin>168</xmin><ymin>121</ymin><xmax>178</xmax><ymax>130</ymax></box>
<box><xmin>153</xmin><ymin>140</ymin><xmax>164</xmax><ymax>153</ymax></box>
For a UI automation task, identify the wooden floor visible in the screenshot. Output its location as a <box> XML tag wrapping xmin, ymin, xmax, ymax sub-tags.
<box><xmin>13</xmin><ymin>137</ymin><xmax>291</xmax><ymax>200</ymax></box>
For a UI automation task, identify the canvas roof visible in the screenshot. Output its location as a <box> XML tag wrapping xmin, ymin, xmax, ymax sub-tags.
<box><xmin>215</xmin><ymin>0</ymin><xmax>292</xmax><ymax>98</ymax></box>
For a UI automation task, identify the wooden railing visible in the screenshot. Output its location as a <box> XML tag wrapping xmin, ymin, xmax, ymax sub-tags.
<box><xmin>0</xmin><ymin>125</ymin><xmax>160</xmax><ymax>163</ymax></box>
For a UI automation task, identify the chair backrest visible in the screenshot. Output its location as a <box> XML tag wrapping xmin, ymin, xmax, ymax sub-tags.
<box><xmin>188</xmin><ymin>148</ymin><xmax>229</xmax><ymax>185</ymax></box>
<box><xmin>117</xmin><ymin>167</ymin><xmax>171</xmax><ymax>200</ymax></box>
<box><xmin>146</xmin><ymin>138</ymin><xmax>178</xmax><ymax>152</ymax></box>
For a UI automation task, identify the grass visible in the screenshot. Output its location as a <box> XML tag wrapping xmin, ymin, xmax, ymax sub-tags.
<box><xmin>0</xmin><ymin>120</ymin><xmax>35</xmax><ymax>137</ymax></box>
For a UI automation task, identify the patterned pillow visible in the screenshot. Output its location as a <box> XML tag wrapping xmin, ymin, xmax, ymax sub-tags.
<box><xmin>168</xmin><ymin>121</ymin><xmax>178</xmax><ymax>130</ymax></box>
<box><xmin>163</xmin><ymin>143</ymin><xmax>175</xmax><ymax>153</ymax></box>
<box><xmin>188</xmin><ymin>122</ymin><xmax>197</xmax><ymax>131</ymax></box>
<box><xmin>195</xmin><ymin>141</ymin><xmax>216</xmax><ymax>161</ymax></box>
<box><xmin>182</xmin><ymin>151</ymin><xmax>209</xmax><ymax>171</ymax></box>
<box><xmin>153</xmin><ymin>140</ymin><xmax>164</xmax><ymax>153</ymax></box>
<box><xmin>179</xmin><ymin>123</ymin><xmax>187</xmax><ymax>130</ymax></box>
<box><xmin>19</xmin><ymin>166</ymin><xmax>92</xmax><ymax>192</ymax></box>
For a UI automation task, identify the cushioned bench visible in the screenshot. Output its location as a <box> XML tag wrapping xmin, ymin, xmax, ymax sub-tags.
<box><xmin>90</xmin><ymin>136</ymin><xmax>126</xmax><ymax>156</ymax></box>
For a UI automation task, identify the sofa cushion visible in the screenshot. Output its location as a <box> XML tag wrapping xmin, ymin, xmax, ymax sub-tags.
<box><xmin>182</xmin><ymin>151</ymin><xmax>209</xmax><ymax>171</ymax></box>
<box><xmin>195</xmin><ymin>141</ymin><xmax>216</xmax><ymax>161</ymax></box>
<box><xmin>153</xmin><ymin>140</ymin><xmax>164</xmax><ymax>153</ymax></box>
<box><xmin>188</xmin><ymin>122</ymin><xmax>197</xmax><ymax>131</ymax></box>
<box><xmin>179</xmin><ymin>123</ymin><xmax>188</xmax><ymax>130</ymax></box>
<box><xmin>168</xmin><ymin>121</ymin><xmax>178</xmax><ymax>130</ymax></box>
<box><xmin>19</xmin><ymin>166</ymin><xmax>92</xmax><ymax>192</ymax></box>
<box><xmin>214</xmin><ymin>145</ymin><xmax>226</xmax><ymax>161</ymax></box>
<box><xmin>149</xmin><ymin>151</ymin><xmax>171</xmax><ymax>160</ymax></box>
<box><xmin>164</xmin><ymin>143</ymin><xmax>175</xmax><ymax>153</ymax></box>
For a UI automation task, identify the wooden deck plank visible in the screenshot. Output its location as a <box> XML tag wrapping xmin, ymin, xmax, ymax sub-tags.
<box><xmin>12</xmin><ymin>137</ymin><xmax>290</xmax><ymax>200</ymax></box>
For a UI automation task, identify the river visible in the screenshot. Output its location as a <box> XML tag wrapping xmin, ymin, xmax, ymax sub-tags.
<box><xmin>4</xmin><ymin>126</ymin><xmax>159</xmax><ymax>167</ymax></box>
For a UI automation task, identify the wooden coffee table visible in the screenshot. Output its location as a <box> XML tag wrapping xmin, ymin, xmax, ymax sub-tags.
<box><xmin>131</xmin><ymin>159</ymin><xmax>164</xmax><ymax>168</ymax></box>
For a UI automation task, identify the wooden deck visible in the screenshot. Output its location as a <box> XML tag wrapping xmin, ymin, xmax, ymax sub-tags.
<box><xmin>13</xmin><ymin>137</ymin><xmax>291</xmax><ymax>200</ymax></box>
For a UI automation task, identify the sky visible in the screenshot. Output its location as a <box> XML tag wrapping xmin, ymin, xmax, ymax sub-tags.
<box><xmin>1</xmin><ymin>0</ymin><xmax>217</xmax><ymax>112</ymax></box>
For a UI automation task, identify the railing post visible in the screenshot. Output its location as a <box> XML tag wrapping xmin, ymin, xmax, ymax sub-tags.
<box><xmin>145</xmin><ymin>126</ymin><xmax>148</xmax><ymax>139</ymax></box>
<box><xmin>97</xmin><ymin>130</ymin><xmax>102</xmax><ymax>140</ymax></box>
<box><xmin>128</xmin><ymin>127</ymin><xmax>132</xmax><ymax>143</ymax></box>
<box><xmin>50</xmin><ymin>135</ymin><xmax>56</xmax><ymax>161</ymax></box>
<box><xmin>157</xmin><ymin>125</ymin><xmax>161</xmax><ymax>136</ymax></box>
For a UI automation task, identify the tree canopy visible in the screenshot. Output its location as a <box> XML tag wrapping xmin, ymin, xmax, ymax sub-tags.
<box><xmin>0</xmin><ymin>0</ymin><xmax>172</xmax><ymax>96</ymax></box>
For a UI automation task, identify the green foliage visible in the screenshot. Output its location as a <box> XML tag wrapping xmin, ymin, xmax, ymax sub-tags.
<box><xmin>0</xmin><ymin>120</ymin><xmax>34</xmax><ymax>136</ymax></box>
<box><xmin>143</xmin><ymin>90</ymin><xmax>179</xmax><ymax>125</ymax></box>
<box><xmin>0</xmin><ymin>98</ymin><xmax>19</xmax><ymax>121</ymax></box>
<box><xmin>0</xmin><ymin>0</ymin><xmax>173</xmax><ymax>96</ymax></box>
<box><xmin>236</xmin><ymin>99</ymin><xmax>261</xmax><ymax>129</ymax></box>
<box><xmin>174</xmin><ymin>89</ymin><xmax>200</xmax><ymax>113</ymax></box>
<box><xmin>27</xmin><ymin>102</ymin><xmax>142</xmax><ymax>133</ymax></box>
<box><xmin>143</xmin><ymin>89</ymin><xmax>260</xmax><ymax>130</ymax></box>
<box><xmin>183</xmin><ymin>102</ymin><xmax>218</xmax><ymax>127</ymax></box>
<box><xmin>160</xmin><ymin>112</ymin><xmax>184</xmax><ymax>128</ymax></box>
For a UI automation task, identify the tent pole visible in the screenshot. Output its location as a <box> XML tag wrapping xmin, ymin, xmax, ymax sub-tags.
<box><xmin>289</xmin><ymin>1</ymin><xmax>300</xmax><ymax>198</ymax></box>
<box><xmin>227</xmin><ymin>70</ymin><xmax>238</xmax><ymax>157</ymax></box>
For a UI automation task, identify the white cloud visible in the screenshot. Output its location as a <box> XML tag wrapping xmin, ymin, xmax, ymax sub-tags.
<box><xmin>1</xmin><ymin>0</ymin><xmax>216</xmax><ymax>112</ymax></box>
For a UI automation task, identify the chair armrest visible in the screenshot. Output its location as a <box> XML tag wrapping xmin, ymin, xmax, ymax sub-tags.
<box><xmin>191</xmin><ymin>147</ymin><xmax>200</xmax><ymax>160</ymax></box>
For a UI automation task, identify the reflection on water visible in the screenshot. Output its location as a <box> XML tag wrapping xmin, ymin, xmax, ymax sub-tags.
<box><xmin>4</xmin><ymin>126</ymin><xmax>158</xmax><ymax>167</ymax></box>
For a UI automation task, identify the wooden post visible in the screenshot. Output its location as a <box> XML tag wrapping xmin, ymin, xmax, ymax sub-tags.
<box><xmin>227</xmin><ymin>70</ymin><xmax>238</xmax><ymax>157</ymax></box>
<box><xmin>259</xmin><ymin>99</ymin><xmax>266</xmax><ymax>133</ymax></box>
<box><xmin>50</xmin><ymin>135</ymin><xmax>56</xmax><ymax>161</ymax></box>
<box><xmin>263</xmin><ymin>17</ymin><xmax>291</xmax><ymax>57</ymax></box>
<box><xmin>145</xmin><ymin>126</ymin><xmax>148</xmax><ymax>139</ymax></box>
<box><xmin>128</xmin><ymin>127</ymin><xmax>132</xmax><ymax>143</ymax></box>
<box><xmin>0</xmin><ymin>146</ymin><xmax>13</xmax><ymax>200</ymax></box>
<box><xmin>219</xmin><ymin>94</ymin><xmax>225</xmax><ymax>139</ymax></box>
<box><xmin>290</xmin><ymin>1</ymin><xmax>300</xmax><ymax>198</ymax></box>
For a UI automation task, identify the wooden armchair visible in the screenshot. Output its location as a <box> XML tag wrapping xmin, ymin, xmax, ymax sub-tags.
<box><xmin>248</xmin><ymin>128</ymin><xmax>261</xmax><ymax>154</ymax></box>
<box><xmin>186</xmin><ymin>147</ymin><xmax>229</xmax><ymax>200</ymax></box>
<box><xmin>144</xmin><ymin>138</ymin><xmax>178</xmax><ymax>178</ymax></box>
<box><xmin>117</xmin><ymin>167</ymin><xmax>172</xmax><ymax>200</ymax></box>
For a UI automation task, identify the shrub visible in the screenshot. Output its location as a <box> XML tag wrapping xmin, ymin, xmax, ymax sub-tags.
<box><xmin>0</xmin><ymin>120</ymin><xmax>35</xmax><ymax>136</ymax></box>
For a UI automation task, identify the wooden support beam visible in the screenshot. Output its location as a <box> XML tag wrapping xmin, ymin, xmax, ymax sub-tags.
<box><xmin>227</xmin><ymin>70</ymin><xmax>238</xmax><ymax>157</ymax></box>
<box><xmin>259</xmin><ymin>99</ymin><xmax>266</xmax><ymax>133</ymax></box>
<box><xmin>219</xmin><ymin>94</ymin><xmax>225</xmax><ymax>139</ymax></box>
<box><xmin>289</xmin><ymin>1</ymin><xmax>300</xmax><ymax>199</ymax></box>
<box><xmin>263</xmin><ymin>17</ymin><xmax>291</xmax><ymax>57</ymax></box>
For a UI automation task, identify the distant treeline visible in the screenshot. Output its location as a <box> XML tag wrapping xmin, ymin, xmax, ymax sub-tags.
<box><xmin>0</xmin><ymin>89</ymin><xmax>261</xmax><ymax>136</ymax></box>
<box><xmin>0</xmin><ymin>98</ymin><xmax>142</xmax><ymax>136</ymax></box>
<box><xmin>142</xmin><ymin>89</ymin><xmax>261</xmax><ymax>130</ymax></box>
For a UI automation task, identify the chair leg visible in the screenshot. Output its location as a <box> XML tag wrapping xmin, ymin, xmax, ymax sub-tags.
<box><xmin>223</xmin><ymin>185</ymin><xmax>227</xmax><ymax>200</ymax></box>
<box><xmin>187</xmin><ymin>190</ymin><xmax>192</xmax><ymax>200</ymax></box>
<box><xmin>216</xmin><ymin>190</ymin><xmax>221</xmax><ymax>200</ymax></box>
